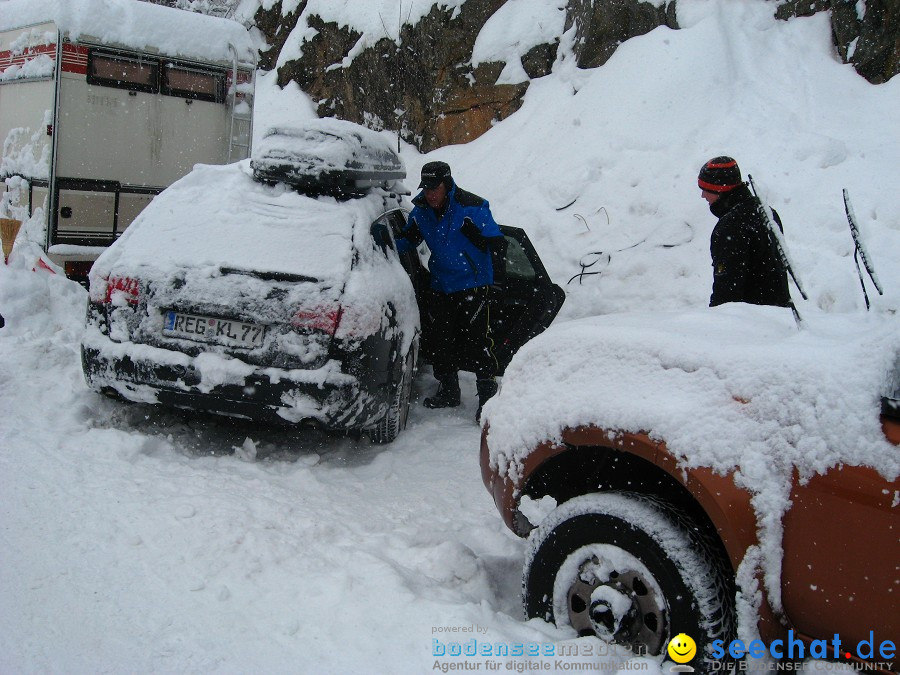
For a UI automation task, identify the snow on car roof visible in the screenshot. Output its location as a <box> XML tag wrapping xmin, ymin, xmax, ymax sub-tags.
<box><xmin>90</xmin><ymin>161</ymin><xmax>383</xmax><ymax>287</ymax></box>
<box><xmin>0</xmin><ymin>0</ymin><xmax>256</xmax><ymax>66</ymax></box>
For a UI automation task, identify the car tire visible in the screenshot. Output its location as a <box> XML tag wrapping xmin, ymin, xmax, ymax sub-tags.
<box><xmin>369</xmin><ymin>348</ymin><xmax>414</xmax><ymax>444</ymax></box>
<box><xmin>523</xmin><ymin>492</ymin><xmax>735</xmax><ymax>669</ymax></box>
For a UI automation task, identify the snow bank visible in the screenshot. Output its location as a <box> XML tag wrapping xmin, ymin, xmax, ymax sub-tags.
<box><xmin>471</xmin><ymin>0</ymin><xmax>567</xmax><ymax>84</ymax></box>
<box><xmin>411</xmin><ymin>1</ymin><xmax>900</xmax><ymax>321</ymax></box>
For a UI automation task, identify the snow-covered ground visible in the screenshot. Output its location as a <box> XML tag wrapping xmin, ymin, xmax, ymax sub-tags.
<box><xmin>1</xmin><ymin>0</ymin><xmax>897</xmax><ymax>672</ymax></box>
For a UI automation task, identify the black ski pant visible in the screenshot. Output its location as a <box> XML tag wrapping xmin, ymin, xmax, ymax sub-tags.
<box><xmin>427</xmin><ymin>286</ymin><xmax>498</xmax><ymax>381</ymax></box>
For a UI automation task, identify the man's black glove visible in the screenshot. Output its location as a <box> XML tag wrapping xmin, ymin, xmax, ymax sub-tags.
<box><xmin>488</xmin><ymin>282</ymin><xmax>505</xmax><ymax>300</ymax></box>
<box><xmin>401</xmin><ymin>216</ymin><xmax>424</xmax><ymax>247</ymax></box>
<box><xmin>460</xmin><ymin>217</ymin><xmax>489</xmax><ymax>251</ymax></box>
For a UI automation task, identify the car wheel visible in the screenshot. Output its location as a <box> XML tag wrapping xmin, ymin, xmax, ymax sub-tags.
<box><xmin>369</xmin><ymin>348</ymin><xmax>414</xmax><ymax>444</ymax></box>
<box><xmin>523</xmin><ymin>492</ymin><xmax>735</xmax><ymax>668</ymax></box>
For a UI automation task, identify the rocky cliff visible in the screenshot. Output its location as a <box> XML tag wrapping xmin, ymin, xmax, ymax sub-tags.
<box><xmin>252</xmin><ymin>0</ymin><xmax>898</xmax><ymax>151</ymax></box>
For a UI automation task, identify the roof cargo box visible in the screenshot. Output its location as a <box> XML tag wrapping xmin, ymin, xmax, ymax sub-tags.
<box><xmin>251</xmin><ymin>119</ymin><xmax>405</xmax><ymax>197</ymax></box>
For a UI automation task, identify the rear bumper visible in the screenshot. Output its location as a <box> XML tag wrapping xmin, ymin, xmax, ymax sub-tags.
<box><xmin>81</xmin><ymin>330</ymin><xmax>388</xmax><ymax>429</ymax></box>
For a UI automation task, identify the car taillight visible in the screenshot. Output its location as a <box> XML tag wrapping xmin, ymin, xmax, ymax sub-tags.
<box><xmin>291</xmin><ymin>307</ymin><xmax>343</xmax><ymax>335</ymax></box>
<box><xmin>64</xmin><ymin>260</ymin><xmax>93</xmax><ymax>281</ymax></box>
<box><xmin>103</xmin><ymin>277</ymin><xmax>140</xmax><ymax>306</ymax></box>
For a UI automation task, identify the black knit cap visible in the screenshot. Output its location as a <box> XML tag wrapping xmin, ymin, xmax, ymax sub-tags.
<box><xmin>698</xmin><ymin>156</ymin><xmax>742</xmax><ymax>193</ymax></box>
<box><xmin>419</xmin><ymin>161</ymin><xmax>452</xmax><ymax>189</ymax></box>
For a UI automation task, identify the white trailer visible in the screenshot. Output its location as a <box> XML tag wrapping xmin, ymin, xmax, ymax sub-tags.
<box><xmin>0</xmin><ymin>0</ymin><xmax>257</xmax><ymax>281</ymax></box>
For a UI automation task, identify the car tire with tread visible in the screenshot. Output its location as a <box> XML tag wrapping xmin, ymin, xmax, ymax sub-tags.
<box><xmin>369</xmin><ymin>348</ymin><xmax>414</xmax><ymax>444</ymax></box>
<box><xmin>523</xmin><ymin>491</ymin><xmax>735</xmax><ymax>670</ymax></box>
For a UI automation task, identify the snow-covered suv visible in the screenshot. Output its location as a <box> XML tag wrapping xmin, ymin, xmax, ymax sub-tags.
<box><xmin>82</xmin><ymin>120</ymin><xmax>418</xmax><ymax>442</ymax></box>
<box><xmin>82</xmin><ymin>118</ymin><xmax>565</xmax><ymax>442</ymax></box>
<box><xmin>480</xmin><ymin>306</ymin><xmax>899</xmax><ymax>672</ymax></box>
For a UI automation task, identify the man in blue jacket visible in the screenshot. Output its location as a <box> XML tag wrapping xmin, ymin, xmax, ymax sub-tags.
<box><xmin>397</xmin><ymin>161</ymin><xmax>507</xmax><ymax>422</ymax></box>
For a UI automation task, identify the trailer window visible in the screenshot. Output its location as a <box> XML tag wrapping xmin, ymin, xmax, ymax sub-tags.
<box><xmin>52</xmin><ymin>180</ymin><xmax>162</xmax><ymax>246</ymax></box>
<box><xmin>88</xmin><ymin>52</ymin><xmax>158</xmax><ymax>93</ymax></box>
<box><xmin>56</xmin><ymin>186</ymin><xmax>117</xmax><ymax>244</ymax></box>
<box><xmin>117</xmin><ymin>192</ymin><xmax>155</xmax><ymax>234</ymax></box>
<box><xmin>162</xmin><ymin>65</ymin><xmax>224</xmax><ymax>103</ymax></box>
<box><xmin>30</xmin><ymin>184</ymin><xmax>49</xmax><ymax>218</ymax></box>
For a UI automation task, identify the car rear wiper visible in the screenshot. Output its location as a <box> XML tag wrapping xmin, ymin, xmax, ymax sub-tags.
<box><xmin>219</xmin><ymin>267</ymin><xmax>319</xmax><ymax>284</ymax></box>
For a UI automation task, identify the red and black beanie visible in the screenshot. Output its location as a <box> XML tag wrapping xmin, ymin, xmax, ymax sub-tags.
<box><xmin>698</xmin><ymin>156</ymin><xmax>742</xmax><ymax>193</ymax></box>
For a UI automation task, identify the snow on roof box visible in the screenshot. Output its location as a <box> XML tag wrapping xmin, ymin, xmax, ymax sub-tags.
<box><xmin>250</xmin><ymin>118</ymin><xmax>406</xmax><ymax>197</ymax></box>
<box><xmin>0</xmin><ymin>0</ymin><xmax>256</xmax><ymax>66</ymax></box>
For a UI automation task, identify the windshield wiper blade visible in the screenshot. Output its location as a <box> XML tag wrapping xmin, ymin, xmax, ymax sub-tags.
<box><xmin>220</xmin><ymin>267</ymin><xmax>319</xmax><ymax>284</ymax></box>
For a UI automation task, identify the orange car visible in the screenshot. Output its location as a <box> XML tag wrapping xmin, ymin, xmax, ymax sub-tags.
<box><xmin>480</xmin><ymin>315</ymin><xmax>899</xmax><ymax>673</ymax></box>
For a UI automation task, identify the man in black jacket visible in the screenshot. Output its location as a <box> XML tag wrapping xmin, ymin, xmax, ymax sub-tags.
<box><xmin>698</xmin><ymin>156</ymin><xmax>790</xmax><ymax>308</ymax></box>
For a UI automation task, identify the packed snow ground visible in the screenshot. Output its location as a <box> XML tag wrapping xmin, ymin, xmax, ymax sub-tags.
<box><xmin>1</xmin><ymin>0</ymin><xmax>898</xmax><ymax>672</ymax></box>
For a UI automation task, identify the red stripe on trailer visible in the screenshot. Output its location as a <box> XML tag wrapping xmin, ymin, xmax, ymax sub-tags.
<box><xmin>0</xmin><ymin>43</ymin><xmax>57</xmax><ymax>75</ymax></box>
<box><xmin>225</xmin><ymin>69</ymin><xmax>253</xmax><ymax>88</ymax></box>
<box><xmin>60</xmin><ymin>43</ymin><xmax>88</xmax><ymax>74</ymax></box>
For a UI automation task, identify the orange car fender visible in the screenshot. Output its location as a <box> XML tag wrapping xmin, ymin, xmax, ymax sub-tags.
<box><xmin>480</xmin><ymin>424</ymin><xmax>788</xmax><ymax>644</ymax></box>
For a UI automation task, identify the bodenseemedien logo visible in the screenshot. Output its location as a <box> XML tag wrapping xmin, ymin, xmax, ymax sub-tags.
<box><xmin>667</xmin><ymin>633</ymin><xmax>697</xmax><ymax>673</ymax></box>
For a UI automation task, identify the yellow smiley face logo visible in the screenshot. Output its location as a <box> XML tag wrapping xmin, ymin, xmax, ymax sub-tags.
<box><xmin>667</xmin><ymin>633</ymin><xmax>697</xmax><ymax>664</ymax></box>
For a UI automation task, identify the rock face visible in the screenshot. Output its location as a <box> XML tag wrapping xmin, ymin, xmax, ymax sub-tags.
<box><xmin>777</xmin><ymin>0</ymin><xmax>899</xmax><ymax>85</ymax></box>
<box><xmin>565</xmin><ymin>0</ymin><xmax>677</xmax><ymax>69</ymax></box>
<box><xmin>261</xmin><ymin>0</ymin><xmax>525</xmax><ymax>152</ymax></box>
<box><xmin>251</xmin><ymin>0</ymin><xmax>898</xmax><ymax>151</ymax></box>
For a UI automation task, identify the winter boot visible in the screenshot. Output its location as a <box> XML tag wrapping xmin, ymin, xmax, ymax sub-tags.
<box><xmin>475</xmin><ymin>378</ymin><xmax>499</xmax><ymax>424</ymax></box>
<box><xmin>423</xmin><ymin>372</ymin><xmax>461</xmax><ymax>409</ymax></box>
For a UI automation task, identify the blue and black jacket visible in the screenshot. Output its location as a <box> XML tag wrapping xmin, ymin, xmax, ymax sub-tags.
<box><xmin>397</xmin><ymin>182</ymin><xmax>506</xmax><ymax>294</ymax></box>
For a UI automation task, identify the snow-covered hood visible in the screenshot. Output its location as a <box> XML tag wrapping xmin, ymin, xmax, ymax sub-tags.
<box><xmin>485</xmin><ymin>304</ymin><xmax>900</xmax><ymax>489</ymax></box>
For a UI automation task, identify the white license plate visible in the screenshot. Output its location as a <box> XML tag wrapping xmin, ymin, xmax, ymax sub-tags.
<box><xmin>163</xmin><ymin>311</ymin><xmax>267</xmax><ymax>349</ymax></box>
